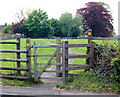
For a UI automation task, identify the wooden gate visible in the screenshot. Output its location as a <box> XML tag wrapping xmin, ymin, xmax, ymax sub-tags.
<box><xmin>33</xmin><ymin>40</ymin><xmax>94</xmax><ymax>82</ymax></box>
<box><xmin>33</xmin><ymin>41</ymin><xmax>63</xmax><ymax>81</ymax></box>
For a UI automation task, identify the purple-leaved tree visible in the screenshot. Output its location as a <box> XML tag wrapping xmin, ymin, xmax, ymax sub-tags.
<box><xmin>77</xmin><ymin>2</ymin><xmax>114</xmax><ymax>37</ymax></box>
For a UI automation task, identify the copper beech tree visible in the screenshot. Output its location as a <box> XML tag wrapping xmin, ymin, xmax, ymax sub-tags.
<box><xmin>77</xmin><ymin>2</ymin><xmax>114</xmax><ymax>37</ymax></box>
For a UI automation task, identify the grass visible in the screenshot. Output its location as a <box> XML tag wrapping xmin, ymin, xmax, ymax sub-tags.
<box><xmin>56</xmin><ymin>71</ymin><xmax>120</xmax><ymax>94</ymax></box>
<box><xmin>1</xmin><ymin>77</ymin><xmax>43</xmax><ymax>87</ymax></box>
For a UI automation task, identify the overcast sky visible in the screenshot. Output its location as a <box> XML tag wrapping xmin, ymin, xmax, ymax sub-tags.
<box><xmin>0</xmin><ymin>0</ymin><xmax>119</xmax><ymax>34</ymax></box>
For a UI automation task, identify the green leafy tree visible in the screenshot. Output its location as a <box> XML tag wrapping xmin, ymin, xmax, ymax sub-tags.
<box><xmin>68</xmin><ymin>25</ymin><xmax>81</xmax><ymax>37</ymax></box>
<box><xmin>3</xmin><ymin>25</ymin><xmax>13</xmax><ymax>34</ymax></box>
<box><xmin>59</xmin><ymin>12</ymin><xmax>82</xmax><ymax>37</ymax></box>
<box><xmin>73</xmin><ymin>14</ymin><xmax>82</xmax><ymax>27</ymax></box>
<box><xmin>59</xmin><ymin>12</ymin><xmax>73</xmax><ymax>37</ymax></box>
<box><xmin>25</xmin><ymin>9</ymin><xmax>50</xmax><ymax>38</ymax></box>
<box><xmin>50</xmin><ymin>18</ymin><xmax>62</xmax><ymax>36</ymax></box>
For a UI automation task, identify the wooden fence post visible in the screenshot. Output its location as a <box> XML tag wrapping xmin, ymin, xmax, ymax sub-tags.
<box><xmin>62</xmin><ymin>40</ymin><xmax>68</xmax><ymax>82</ymax></box>
<box><xmin>89</xmin><ymin>40</ymin><xmax>94</xmax><ymax>68</ymax></box>
<box><xmin>88</xmin><ymin>31</ymin><xmax>92</xmax><ymax>43</ymax></box>
<box><xmin>33</xmin><ymin>41</ymin><xmax>38</xmax><ymax>81</ymax></box>
<box><xmin>16</xmin><ymin>33</ymin><xmax>21</xmax><ymax>76</ymax></box>
<box><xmin>56</xmin><ymin>39</ymin><xmax>62</xmax><ymax>77</ymax></box>
<box><xmin>26</xmin><ymin>38</ymin><xmax>31</xmax><ymax>78</ymax></box>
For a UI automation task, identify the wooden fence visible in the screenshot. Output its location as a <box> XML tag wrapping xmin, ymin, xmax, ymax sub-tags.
<box><xmin>62</xmin><ymin>40</ymin><xmax>94</xmax><ymax>82</ymax></box>
<box><xmin>0</xmin><ymin>34</ymin><xmax>31</xmax><ymax>79</ymax></box>
<box><xmin>0</xmin><ymin>34</ymin><xmax>119</xmax><ymax>81</ymax></box>
<box><xmin>32</xmin><ymin>39</ymin><xmax>94</xmax><ymax>82</ymax></box>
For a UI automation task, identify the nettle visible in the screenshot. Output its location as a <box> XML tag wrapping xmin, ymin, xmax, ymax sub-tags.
<box><xmin>87</xmin><ymin>41</ymin><xmax>119</xmax><ymax>82</ymax></box>
<box><xmin>110</xmin><ymin>47</ymin><xmax>120</xmax><ymax>82</ymax></box>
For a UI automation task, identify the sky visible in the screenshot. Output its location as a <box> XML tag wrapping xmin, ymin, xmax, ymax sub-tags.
<box><xmin>0</xmin><ymin>0</ymin><xmax>119</xmax><ymax>34</ymax></box>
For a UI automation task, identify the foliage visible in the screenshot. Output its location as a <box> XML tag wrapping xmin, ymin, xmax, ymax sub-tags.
<box><xmin>77</xmin><ymin>2</ymin><xmax>113</xmax><ymax>37</ymax></box>
<box><xmin>88</xmin><ymin>41</ymin><xmax>119</xmax><ymax>82</ymax></box>
<box><xmin>59</xmin><ymin>12</ymin><xmax>82</xmax><ymax>37</ymax></box>
<box><xmin>3</xmin><ymin>25</ymin><xmax>13</xmax><ymax>34</ymax></box>
<box><xmin>67</xmin><ymin>25</ymin><xmax>81</xmax><ymax>37</ymax></box>
<box><xmin>59</xmin><ymin>12</ymin><xmax>73</xmax><ymax>37</ymax></box>
<box><xmin>110</xmin><ymin>47</ymin><xmax>120</xmax><ymax>82</ymax></box>
<box><xmin>98</xmin><ymin>2</ymin><xmax>111</xmax><ymax>13</ymax></box>
<box><xmin>10</xmin><ymin>19</ymin><xmax>28</xmax><ymax>35</ymax></box>
<box><xmin>56</xmin><ymin>71</ymin><xmax>120</xmax><ymax>94</ymax></box>
<box><xmin>25</xmin><ymin>9</ymin><xmax>51</xmax><ymax>38</ymax></box>
<box><xmin>50</xmin><ymin>18</ymin><xmax>62</xmax><ymax>37</ymax></box>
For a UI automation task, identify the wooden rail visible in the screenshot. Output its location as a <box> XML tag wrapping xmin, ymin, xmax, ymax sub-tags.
<box><xmin>37</xmin><ymin>63</ymin><xmax>62</xmax><ymax>66</ymax></box>
<box><xmin>38</xmin><ymin>70</ymin><xmax>62</xmax><ymax>73</ymax></box>
<box><xmin>32</xmin><ymin>44</ymin><xmax>62</xmax><ymax>48</ymax></box>
<box><xmin>91</xmin><ymin>37</ymin><xmax>119</xmax><ymax>40</ymax></box>
<box><xmin>67</xmin><ymin>54</ymin><xmax>90</xmax><ymax>58</ymax></box>
<box><xmin>0</xmin><ymin>75</ymin><xmax>28</xmax><ymax>80</ymax></box>
<box><xmin>0</xmin><ymin>34</ymin><xmax>31</xmax><ymax>80</ymax></box>
<box><xmin>0</xmin><ymin>41</ymin><xmax>19</xmax><ymax>44</ymax></box>
<box><xmin>68</xmin><ymin>44</ymin><xmax>91</xmax><ymax>47</ymax></box>
<box><xmin>0</xmin><ymin>67</ymin><xmax>28</xmax><ymax>71</ymax></box>
<box><xmin>0</xmin><ymin>58</ymin><xmax>27</xmax><ymax>62</ymax></box>
<box><xmin>0</xmin><ymin>50</ymin><xmax>27</xmax><ymax>53</ymax></box>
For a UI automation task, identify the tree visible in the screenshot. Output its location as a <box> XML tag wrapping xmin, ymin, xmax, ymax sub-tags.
<box><xmin>77</xmin><ymin>2</ymin><xmax>113</xmax><ymax>37</ymax></box>
<box><xmin>59</xmin><ymin>12</ymin><xmax>73</xmax><ymax>37</ymax></box>
<box><xmin>10</xmin><ymin>9</ymin><xmax>28</xmax><ymax>36</ymax></box>
<box><xmin>68</xmin><ymin>25</ymin><xmax>81</xmax><ymax>37</ymax></box>
<box><xmin>25</xmin><ymin>9</ymin><xmax>50</xmax><ymax>38</ymax></box>
<box><xmin>73</xmin><ymin>14</ymin><xmax>82</xmax><ymax>27</ymax></box>
<box><xmin>10</xmin><ymin>19</ymin><xmax>27</xmax><ymax>35</ymax></box>
<box><xmin>50</xmin><ymin>18</ymin><xmax>62</xmax><ymax>37</ymax></box>
<box><xmin>3</xmin><ymin>25</ymin><xmax>13</xmax><ymax>34</ymax></box>
<box><xmin>59</xmin><ymin>12</ymin><xmax>82</xmax><ymax>37</ymax></box>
